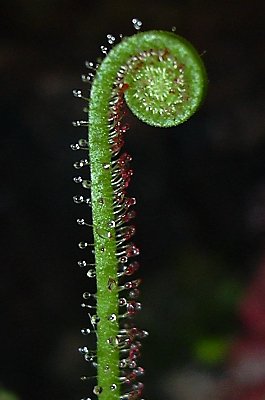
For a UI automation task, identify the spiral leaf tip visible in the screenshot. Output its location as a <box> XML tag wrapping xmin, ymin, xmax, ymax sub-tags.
<box><xmin>122</xmin><ymin>31</ymin><xmax>206</xmax><ymax>127</ymax></box>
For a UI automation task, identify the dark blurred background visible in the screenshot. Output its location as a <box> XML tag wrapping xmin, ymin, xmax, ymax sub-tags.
<box><xmin>0</xmin><ymin>1</ymin><xmax>265</xmax><ymax>399</ymax></box>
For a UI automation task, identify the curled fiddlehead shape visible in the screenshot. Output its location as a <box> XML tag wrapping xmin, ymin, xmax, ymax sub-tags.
<box><xmin>72</xmin><ymin>21</ymin><xmax>206</xmax><ymax>400</ymax></box>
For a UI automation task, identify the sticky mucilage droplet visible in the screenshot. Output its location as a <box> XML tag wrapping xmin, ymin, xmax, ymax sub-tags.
<box><xmin>87</xmin><ymin>269</ymin><xmax>96</xmax><ymax>278</ymax></box>
<box><xmin>72</xmin><ymin>89</ymin><xmax>82</xmax><ymax>98</ymax></box>
<box><xmin>132</xmin><ymin>18</ymin><xmax>143</xmax><ymax>30</ymax></box>
<box><xmin>73</xmin><ymin>195</ymin><xmax>84</xmax><ymax>203</ymax></box>
<box><xmin>108</xmin><ymin>313</ymin><xmax>117</xmax><ymax>322</ymax></box>
<box><xmin>81</xmin><ymin>328</ymin><xmax>91</xmax><ymax>335</ymax></box>
<box><xmin>93</xmin><ymin>385</ymin><xmax>103</xmax><ymax>395</ymax></box>
<box><xmin>77</xmin><ymin>260</ymin><xmax>87</xmax><ymax>267</ymax></box>
<box><xmin>70</xmin><ymin>144</ymin><xmax>80</xmax><ymax>151</ymax></box>
<box><xmin>78</xmin><ymin>346</ymin><xmax>89</xmax><ymax>354</ymax></box>
<box><xmin>107</xmin><ymin>34</ymin><xmax>116</xmax><ymax>45</ymax></box>
<box><xmin>78</xmin><ymin>241</ymin><xmax>88</xmax><ymax>249</ymax></box>
<box><xmin>73</xmin><ymin>176</ymin><xmax>83</xmax><ymax>183</ymax></box>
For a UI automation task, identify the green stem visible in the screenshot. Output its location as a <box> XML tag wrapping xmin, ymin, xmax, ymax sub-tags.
<box><xmin>89</xmin><ymin>74</ymin><xmax>120</xmax><ymax>399</ymax></box>
<box><xmin>84</xmin><ymin>29</ymin><xmax>207</xmax><ymax>400</ymax></box>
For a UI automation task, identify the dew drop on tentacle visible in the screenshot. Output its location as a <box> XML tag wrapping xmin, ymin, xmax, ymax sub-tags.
<box><xmin>85</xmin><ymin>60</ymin><xmax>98</xmax><ymax>70</ymax></box>
<box><xmin>119</xmin><ymin>255</ymin><xmax>128</xmax><ymax>264</ymax></box>
<box><xmin>126</xmin><ymin>301</ymin><xmax>142</xmax><ymax>315</ymax></box>
<box><xmin>119</xmin><ymin>359</ymin><xmax>128</xmax><ymax>369</ymax></box>
<box><xmin>107</xmin><ymin>34</ymin><xmax>116</xmax><ymax>45</ymax></box>
<box><xmin>132</xmin><ymin>18</ymin><xmax>143</xmax><ymax>31</ymax></box>
<box><xmin>70</xmin><ymin>143</ymin><xmax>80</xmax><ymax>151</ymax></box>
<box><xmin>108</xmin><ymin>313</ymin><xmax>117</xmax><ymax>322</ymax></box>
<box><xmin>78</xmin><ymin>241</ymin><xmax>89</xmax><ymax>249</ymax></box>
<box><xmin>103</xmin><ymin>162</ymin><xmax>111</xmax><ymax>170</ymax></box>
<box><xmin>128</xmin><ymin>288</ymin><xmax>140</xmax><ymax>299</ymax></box>
<box><xmin>78</xmin><ymin>138</ymin><xmax>89</xmax><ymax>147</ymax></box>
<box><xmin>73</xmin><ymin>176</ymin><xmax>83</xmax><ymax>183</ymax></box>
<box><xmin>82</xmin><ymin>180</ymin><xmax>91</xmax><ymax>189</ymax></box>
<box><xmin>100</xmin><ymin>45</ymin><xmax>108</xmax><ymax>55</ymax></box>
<box><xmin>73</xmin><ymin>159</ymin><xmax>89</xmax><ymax>169</ymax></box>
<box><xmin>81</xmin><ymin>328</ymin><xmax>91</xmax><ymax>335</ymax></box>
<box><xmin>74</xmin><ymin>196</ymin><xmax>90</xmax><ymax>207</ymax></box>
<box><xmin>84</xmin><ymin>353</ymin><xmax>96</xmax><ymax>363</ymax></box>
<box><xmin>107</xmin><ymin>336</ymin><xmax>120</xmax><ymax>347</ymax></box>
<box><xmin>72</xmin><ymin>89</ymin><xmax>83</xmax><ymax>98</ymax></box>
<box><xmin>77</xmin><ymin>260</ymin><xmax>87</xmax><ymax>267</ymax></box>
<box><xmin>125</xmin><ymin>243</ymin><xmax>140</xmax><ymax>258</ymax></box>
<box><xmin>119</xmin><ymin>297</ymin><xmax>127</xmax><ymax>306</ymax></box>
<box><xmin>87</xmin><ymin>269</ymin><xmax>96</xmax><ymax>278</ymax></box>
<box><xmin>125</xmin><ymin>261</ymin><xmax>140</xmax><ymax>275</ymax></box>
<box><xmin>80</xmin><ymin>376</ymin><xmax>89</xmax><ymax>381</ymax></box>
<box><xmin>81</xmin><ymin>72</ymin><xmax>94</xmax><ymax>83</ymax></box>
<box><xmin>125</xmin><ymin>279</ymin><xmax>142</xmax><ymax>290</ymax></box>
<box><xmin>81</xmin><ymin>302</ymin><xmax>96</xmax><ymax>309</ymax></box>
<box><xmin>72</xmin><ymin>120</ymin><xmax>89</xmax><ymax>127</ymax></box>
<box><xmin>78</xmin><ymin>346</ymin><xmax>89</xmax><ymax>355</ymax></box>
<box><xmin>82</xmin><ymin>291</ymin><xmax>96</xmax><ymax>300</ymax></box>
<box><xmin>73</xmin><ymin>195</ymin><xmax>84</xmax><ymax>204</ymax></box>
<box><xmin>76</xmin><ymin>218</ymin><xmax>91</xmax><ymax>227</ymax></box>
<box><xmin>122</xmin><ymin>210</ymin><xmax>137</xmax><ymax>223</ymax></box>
<box><xmin>93</xmin><ymin>386</ymin><xmax>103</xmax><ymax>395</ymax></box>
<box><xmin>110</xmin><ymin>383</ymin><xmax>117</xmax><ymax>391</ymax></box>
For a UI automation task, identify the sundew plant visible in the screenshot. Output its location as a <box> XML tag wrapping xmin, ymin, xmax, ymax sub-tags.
<box><xmin>71</xmin><ymin>19</ymin><xmax>207</xmax><ymax>400</ymax></box>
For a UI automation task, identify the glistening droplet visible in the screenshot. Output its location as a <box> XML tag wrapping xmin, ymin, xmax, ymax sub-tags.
<box><xmin>84</xmin><ymin>353</ymin><xmax>95</xmax><ymax>362</ymax></box>
<box><xmin>73</xmin><ymin>176</ymin><xmax>83</xmax><ymax>183</ymax></box>
<box><xmin>100</xmin><ymin>45</ymin><xmax>108</xmax><ymax>55</ymax></box>
<box><xmin>93</xmin><ymin>386</ymin><xmax>103</xmax><ymax>395</ymax></box>
<box><xmin>119</xmin><ymin>359</ymin><xmax>127</xmax><ymax>368</ymax></box>
<box><xmin>107</xmin><ymin>34</ymin><xmax>116</xmax><ymax>44</ymax></box>
<box><xmin>70</xmin><ymin>143</ymin><xmax>80</xmax><ymax>151</ymax></box>
<box><xmin>87</xmin><ymin>269</ymin><xmax>96</xmax><ymax>278</ymax></box>
<box><xmin>73</xmin><ymin>195</ymin><xmax>84</xmax><ymax>203</ymax></box>
<box><xmin>82</xmin><ymin>180</ymin><xmax>91</xmax><ymax>189</ymax></box>
<box><xmin>90</xmin><ymin>315</ymin><xmax>100</xmax><ymax>325</ymax></box>
<box><xmin>72</xmin><ymin>120</ymin><xmax>88</xmax><ymax>127</ymax></box>
<box><xmin>80</xmin><ymin>376</ymin><xmax>90</xmax><ymax>381</ymax></box>
<box><xmin>85</xmin><ymin>60</ymin><xmax>97</xmax><ymax>69</ymax></box>
<box><xmin>78</xmin><ymin>346</ymin><xmax>88</xmax><ymax>354</ymax></box>
<box><xmin>81</xmin><ymin>328</ymin><xmax>91</xmax><ymax>335</ymax></box>
<box><xmin>83</xmin><ymin>292</ymin><xmax>94</xmax><ymax>299</ymax></box>
<box><xmin>72</xmin><ymin>89</ymin><xmax>82</xmax><ymax>97</ymax></box>
<box><xmin>132</xmin><ymin>18</ymin><xmax>142</xmax><ymax>30</ymax></box>
<box><xmin>107</xmin><ymin>336</ymin><xmax>119</xmax><ymax>346</ymax></box>
<box><xmin>73</xmin><ymin>160</ymin><xmax>87</xmax><ymax>169</ymax></box>
<box><xmin>77</xmin><ymin>260</ymin><xmax>87</xmax><ymax>267</ymax></box>
<box><xmin>108</xmin><ymin>313</ymin><xmax>117</xmax><ymax>322</ymax></box>
<box><xmin>103</xmin><ymin>163</ymin><xmax>111</xmax><ymax>169</ymax></box>
<box><xmin>78</xmin><ymin>241</ymin><xmax>88</xmax><ymax>249</ymax></box>
<box><xmin>78</xmin><ymin>139</ymin><xmax>88</xmax><ymax>147</ymax></box>
<box><xmin>128</xmin><ymin>288</ymin><xmax>140</xmax><ymax>299</ymax></box>
<box><xmin>119</xmin><ymin>298</ymin><xmax>127</xmax><ymax>306</ymax></box>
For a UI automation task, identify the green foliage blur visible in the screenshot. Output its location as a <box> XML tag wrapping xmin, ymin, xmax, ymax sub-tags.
<box><xmin>0</xmin><ymin>389</ymin><xmax>19</xmax><ymax>400</ymax></box>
